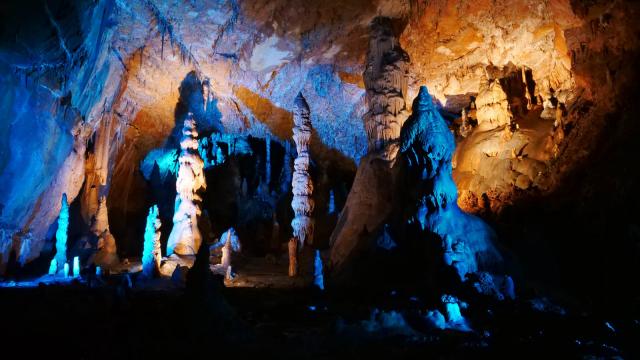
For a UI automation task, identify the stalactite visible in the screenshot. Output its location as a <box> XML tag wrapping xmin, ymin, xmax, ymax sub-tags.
<box><xmin>142</xmin><ymin>0</ymin><xmax>204</xmax><ymax>79</ymax></box>
<box><xmin>202</xmin><ymin>78</ymin><xmax>210</xmax><ymax>111</ymax></box>
<box><xmin>265</xmin><ymin>134</ymin><xmax>271</xmax><ymax>187</ymax></box>
<box><xmin>291</xmin><ymin>93</ymin><xmax>314</xmax><ymax>250</ymax></box>
<box><xmin>167</xmin><ymin>113</ymin><xmax>206</xmax><ymax>256</ymax></box>
<box><xmin>281</xmin><ymin>140</ymin><xmax>292</xmax><ymax>193</ymax></box>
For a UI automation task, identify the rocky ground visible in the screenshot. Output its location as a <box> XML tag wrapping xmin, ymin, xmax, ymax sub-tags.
<box><xmin>0</xmin><ymin>276</ymin><xmax>637</xmax><ymax>359</ymax></box>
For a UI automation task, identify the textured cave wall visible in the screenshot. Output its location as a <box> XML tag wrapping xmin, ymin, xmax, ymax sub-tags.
<box><xmin>0</xmin><ymin>0</ymin><xmax>125</xmax><ymax>266</ymax></box>
<box><xmin>0</xmin><ymin>0</ymin><xmax>637</xmax><ymax>306</ymax></box>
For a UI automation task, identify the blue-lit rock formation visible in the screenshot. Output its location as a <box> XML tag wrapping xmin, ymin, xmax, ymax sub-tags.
<box><xmin>400</xmin><ymin>86</ymin><xmax>502</xmax><ymax>280</ymax></box>
<box><xmin>53</xmin><ymin>194</ymin><xmax>69</xmax><ymax>274</ymax></box>
<box><xmin>142</xmin><ymin>205</ymin><xmax>161</xmax><ymax>278</ymax></box>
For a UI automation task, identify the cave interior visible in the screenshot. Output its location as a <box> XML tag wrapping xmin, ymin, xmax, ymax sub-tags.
<box><xmin>0</xmin><ymin>0</ymin><xmax>639</xmax><ymax>357</ymax></box>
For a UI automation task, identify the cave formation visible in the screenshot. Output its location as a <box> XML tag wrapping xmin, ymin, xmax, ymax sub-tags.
<box><xmin>0</xmin><ymin>0</ymin><xmax>639</xmax><ymax>357</ymax></box>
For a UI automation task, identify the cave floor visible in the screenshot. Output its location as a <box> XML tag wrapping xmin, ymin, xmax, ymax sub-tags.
<box><xmin>222</xmin><ymin>256</ymin><xmax>311</xmax><ymax>288</ymax></box>
<box><xmin>0</xmin><ymin>274</ymin><xmax>637</xmax><ymax>359</ymax></box>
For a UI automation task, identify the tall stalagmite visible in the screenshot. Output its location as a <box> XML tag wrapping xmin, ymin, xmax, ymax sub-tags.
<box><xmin>363</xmin><ymin>17</ymin><xmax>410</xmax><ymax>161</ymax></box>
<box><xmin>289</xmin><ymin>93</ymin><xmax>314</xmax><ymax>276</ymax></box>
<box><xmin>291</xmin><ymin>92</ymin><xmax>314</xmax><ymax>248</ymax></box>
<box><xmin>329</xmin><ymin>17</ymin><xmax>407</xmax><ymax>275</ymax></box>
<box><xmin>167</xmin><ymin>113</ymin><xmax>206</xmax><ymax>256</ymax></box>
<box><xmin>93</xmin><ymin>196</ymin><xmax>118</xmax><ymax>266</ymax></box>
<box><xmin>142</xmin><ymin>205</ymin><xmax>162</xmax><ymax>278</ymax></box>
<box><xmin>54</xmin><ymin>194</ymin><xmax>69</xmax><ymax>272</ymax></box>
<box><xmin>401</xmin><ymin>86</ymin><xmax>502</xmax><ymax>280</ymax></box>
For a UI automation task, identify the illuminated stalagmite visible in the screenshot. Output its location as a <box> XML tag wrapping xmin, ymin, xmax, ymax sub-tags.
<box><xmin>289</xmin><ymin>93</ymin><xmax>314</xmax><ymax>276</ymax></box>
<box><xmin>167</xmin><ymin>113</ymin><xmax>206</xmax><ymax>256</ymax></box>
<box><xmin>363</xmin><ymin>17</ymin><xmax>410</xmax><ymax>161</ymax></box>
<box><xmin>401</xmin><ymin>86</ymin><xmax>501</xmax><ymax>279</ymax></box>
<box><xmin>211</xmin><ymin>228</ymin><xmax>241</xmax><ymax>272</ymax></box>
<box><xmin>142</xmin><ymin>205</ymin><xmax>162</xmax><ymax>278</ymax></box>
<box><xmin>54</xmin><ymin>194</ymin><xmax>69</xmax><ymax>273</ymax></box>
<box><xmin>475</xmin><ymin>75</ymin><xmax>513</xmax><ymax>130</ymax></box>
<box><xmin>291</xmin><ymin>93</ymin><xmax>314</xmax><ymax>248</ymax></box>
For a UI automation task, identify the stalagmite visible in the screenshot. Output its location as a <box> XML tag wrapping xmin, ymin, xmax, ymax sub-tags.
<box><xmin>459</xmin><ymin>108</ymin><xmax>473</xmax><ymax>138</ymax></box>
<box><xmin>288</xmin><ymin>92</ymin><xmax>315</xmax><ymax>277</ymax></box>
<box><xmin>93</xmin><ymin>196</ymin><xmax>118</xmax><ymax>266</ymax></box>
<box><xmin>83</xmin><ymin>118</ymin><xmax>118</xmax><ymax>264</ymax></box>
<box><xmin>288</xmin><ymin>238</ymin><xmax>298</xmax><ymax>277</ymax></box>
<box><xmin>400</xmin><ymin>86</ymin><xmax>502</xmax><ymax>280</ymax></box>
<box><xmin>142</xmin><ymin>205</ymin><xmax>162</xmax><ymax>278</ymax></box>
<box><xmin>72</xmin><ymin>256</ymin><xmax>80</xmax><ymax>278</ymax></box>
<box><xmin>313</xmin><ymin>250</ymin><xmax>324</xmax><ymax>290</ymax></box>
<box><xmin>328</xmin><ymin>190</ymin><xmax>336</xmax><ymax>214</ymax></box>
<box><xmin>54</xmin><ymin>194</ymin><xmax>69</xmax><ymax>273</ymax></box>
<box><xmin>211</xmin><ymin>228</ymin><xmax>241</xmax><ymax>271</ymax></box>
<box><xmin>63</xmin><ymin>263</ymin><xmax>70</xmax><ymax>278</ymax></box>
<box><xmin>475</xmin><ymin>75</ymin><xmax>513</xmax><ymax>130</ymax></box>
<box><xmin>48</xmin><ymin>259</ymin><xmax>57</xmax><ymax>276</ymax></box>
<box><xmin>363</xmin><ymin>17</ymin><xmax>410</xmax><ymax>161</ymax></box>
<box><xmin>290</xmin><ymin>92</ymin><xmax>315</xmax><ymax>249</ymax></box>
<box><xmin>329</xmin><ymin>17</ymin><xmax>407</xmax><ymax>275</ymax></box>
<box><xmin>167</xmin><ymin>113</ymin><xmax>207</xmax><ymax>256</ymax></box>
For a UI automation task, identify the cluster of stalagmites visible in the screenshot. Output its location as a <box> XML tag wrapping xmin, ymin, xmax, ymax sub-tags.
<box><xmin>167</xmin><ymin>113</ymin><xmax>207</xmax><ymax>256</ymax></box>
<box><xmin>363</xmin><ymin>17</ymin><xmax>410</xmax><ymax>161</ymax></box>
